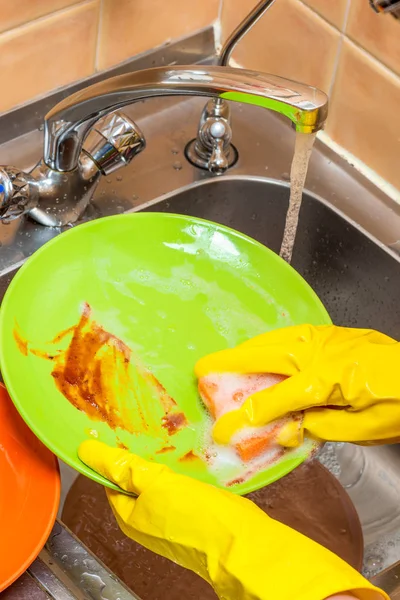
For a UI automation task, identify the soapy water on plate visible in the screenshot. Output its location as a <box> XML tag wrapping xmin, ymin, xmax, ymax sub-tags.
<box><xmin>197</xmin><ymin>416</ymin><xmax>316</xmax><ymax>488</ymax></box>
<box><xmin>196</xmin><ymin>371</ymin><xmax>315</xmax><ymax>486</ymax></box>
<box><xmin>199</xmin><ymin>420</ymin><xmax>286</xmax><ymax>487</ymax></box>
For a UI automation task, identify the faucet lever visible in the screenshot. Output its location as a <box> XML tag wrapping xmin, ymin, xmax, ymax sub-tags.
<box><xmin>0</xmin><ymin>112</ymin><xmax>146</xmax><ymax>227</ymax></box>
<box><xmin>0</xmin><ymin>167</ymin><xmax>38</xmax><ymax>222</ymax></box>
<box><xmin>185</xmin><ymin>99</ymin><xmax>237</xmax><ymax>174</ymax></box>
<box><xmin>209</xmin><ymin>137</ymin><xmax>229</xmax><ymax>175</ymax></box>
<box><xmin>83</xmin><ymin>112</ymin><xmax>146</xmax><ymax>175</ymax></box>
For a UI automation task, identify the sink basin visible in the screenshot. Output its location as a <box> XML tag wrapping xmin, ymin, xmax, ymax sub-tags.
<box><xmin>141</xmin><ymin>175</ymin><xmax>400</xmax><ymax>576</ymax></box>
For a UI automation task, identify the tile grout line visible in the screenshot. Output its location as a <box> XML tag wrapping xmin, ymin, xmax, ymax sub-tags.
<box><xmin>297</xmin><ymin>0</ymin><xmax>342</xmax><ymax>31</ymax></box>
<box><xmin>327</xmin><ymin>0</ymin><xmax>351</xmax><ymax>98</ymax></box>
<box><xmin>344</xmin><ymin>34</ymin><xmax>400</xmax><ymax>81</ymax></box>
<box><xmin>298</xmin><ymin>0</ymin><xmax>400</xmax><ymax>86</ymax></box>
<box><xmin>0</xmin><ymin>0</ymin><xmax>95</xmax><ymax>40</ymax></box>
<box><xmin>94</xmin><ymin>0</ymin><xmax>104</xmax><ymax>72</ymax></box>
<box><xmin>318</xmin><ymin>130</ymin><xmax>400</xmax><ymax>204</ymax></box>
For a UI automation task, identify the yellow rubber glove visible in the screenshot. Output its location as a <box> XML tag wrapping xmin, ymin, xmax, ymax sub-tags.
<box><xmin>194</xmin><ymin>324</ymin><xmax>400</xmax><ymax>447</ymax></box>
<box><xmin>79</xmin><ymin>440</ymin><xmax>386</xmax><ymax>600</ymax></box>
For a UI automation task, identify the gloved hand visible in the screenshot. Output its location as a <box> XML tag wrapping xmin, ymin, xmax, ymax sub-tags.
<box><xmin>79</xmin><ymin>440</ymin><xmax>386</xmax><ymax>600</ymax></box>
<box><xmin>195</xmin><ymin>324</ymin><xmax>400</xmax><ymax>447</ymax></box>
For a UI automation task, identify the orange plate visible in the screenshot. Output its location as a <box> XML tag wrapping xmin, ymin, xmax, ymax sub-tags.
<box><xmin>0</xmin><ymin>383</ymin><xmax>60</xmax><ymax>591</ymax></box>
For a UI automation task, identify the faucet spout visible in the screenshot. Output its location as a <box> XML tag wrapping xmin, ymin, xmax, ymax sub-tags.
<box><xmin>44</xmin><ymin>65</ymin><xmax>328</xmax><ymax>172</ymax></box>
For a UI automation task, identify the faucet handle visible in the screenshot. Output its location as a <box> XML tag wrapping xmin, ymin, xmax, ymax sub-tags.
<box><xmin>0</xmin><ymin>167</ymin><xmax>38</xmax><ymax>222</ymax></box>
<box><xmin>185</xmin><ymin>102</ymin><xmax>237</xmax><ymax>174</ymax></box>
<box><xmin>83</xmin><ymin>112</ymin><xmax>146</xmax><ymax>175</ymax></box>
<box><xmin>208</xmin><ymin>120</ymin><xmax>231</xmax><ymax>174</ymax></box>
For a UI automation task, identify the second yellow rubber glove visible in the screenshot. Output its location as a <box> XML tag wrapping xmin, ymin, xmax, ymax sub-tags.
<box><xmin>194</xmin><ymin>324</ymin><xmax>400</xmax><ymax>446</ymax></box>
<box><xmin>79</xmin><ymin>440</ymin><xmax>386</xmax><ymax>600</ymax></box>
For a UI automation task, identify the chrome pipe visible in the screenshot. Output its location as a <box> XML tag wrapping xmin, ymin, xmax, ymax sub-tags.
<box><xmin>218</xmin><ymin>0</ymin><xmax>277</xmax><ymax>66</ymax></box>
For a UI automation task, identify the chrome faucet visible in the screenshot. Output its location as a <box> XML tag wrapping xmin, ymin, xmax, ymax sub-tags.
<box><xmin>186</xmin><ymin>0</ymin><xmax>278</xmax><ymax>173</ymax></box>
<box><xmin>0</xmin><ymin>64</ymin><xmax>328</xmax><ymax>227</ymax></box>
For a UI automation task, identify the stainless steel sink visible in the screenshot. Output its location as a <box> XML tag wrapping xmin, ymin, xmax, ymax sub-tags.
<box><xmin>139</xmin><ymin>175</ymin><xmax>400</xmax><ymax>576</ymax></box>
<box><xmin>0</xmin><ymin>28</ymin><xmax>400</xmax><ymax>598</ymax></box>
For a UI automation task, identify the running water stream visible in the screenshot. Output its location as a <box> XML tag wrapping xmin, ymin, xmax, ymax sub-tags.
<box><xmin>280</xmin><ymin>131</ymin><xmax>317</xmax><ymax>263</ymax></box>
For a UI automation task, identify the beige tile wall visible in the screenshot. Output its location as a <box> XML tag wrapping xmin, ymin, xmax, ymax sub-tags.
<box><xmin>221</xmin><ymin>0</ymin><xmax>400</xmax><ymax>190</ymax></box>
<box><xmin>0</xmin><ymin>0</ymin><xmax>219</xmax><ymax>114</ymax></box>
<box><xmin>0</xmin><ymin>0</ymin><xmax>398</xmax><ymax>190</ymax></box>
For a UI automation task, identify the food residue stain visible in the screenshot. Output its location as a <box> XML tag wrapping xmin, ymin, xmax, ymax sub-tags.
<box><xmin>13</xmin><ymin>305</ymin><xmax>302</xmax><ymax>489</ymax></box>
<box><xmin>13</xmin><ymin>327</ymin><xmax>28</xmax><ymax>356</ymax></box>
<box><xmin>13</xmin><ymin>303</ymin><xmax>188</xmax><ymax>440</ymax></box>
<box><xmin>179</xmin><ymin>450</ymin><xmax>199</xmax><ymax>462</ymax></box>
<box><xmin>162</xmin><ymin>412</ymin><xmax>188</xmax><ymax>435</ymax></box>
<box><xmin>156</xmin><ymin>445</ymin><xmax>176</xmax><ymax>454</ymax></box>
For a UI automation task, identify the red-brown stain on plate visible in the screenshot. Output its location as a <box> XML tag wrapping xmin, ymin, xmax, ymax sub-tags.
<box><xmin>179</xmin><ymin>450</ymin><xmax>199</xmax><ymax>462</ymax></box>
<box><xmin>162</xmin><ymin>412</ymin><xmax>188</xmax><ymax>435</ymax></box>
<box><xmin>227</xmin><ymin>476</ymin><xmax>245</xmax><ymax>486</ymax></box>
<box><xmin>13</xmin><ymin>303</ymin><xmax>188</xmax><ymax>437</ymax></box>
<box><xmin>13</xmin><ymin>327</ymin><xmax>28</xmax><ymax>356</ymax></box>
<box><xmin>50</xmin><ymin>303</ymin><xmax>137</xmax><ymax>432</ymax></box>
<box><xmin>117</xmin><ymin>440</ymin><xmax>129</xmax><ymax>450</ymax></box>
<box><xmin>156</xmin><ymin>445</ymin><xmax>176</xmax><ymax>454</ymax></box>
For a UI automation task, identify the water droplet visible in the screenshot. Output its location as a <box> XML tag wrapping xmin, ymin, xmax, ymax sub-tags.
<box><xmin>364</xmin><ymin>553</ymin><xmax>383</xmax><ymax>570</ymax></box>
<box><xmin>173</xmin><ymin>161</ymin><xmax>182</xmax><ymax>171</ymax></box>
<box><xmin>171</xmin><ymin>147</ymin><xmax>179</xmax><ymax>154</ymax></box>
<box><xmin>106</xmin><ymin>178</ymin><xmax>112</xmax><ymax>184</ymax></box>
<box><xmin>116</xmin><ymin>175</ymin><xmax>123</xmax><ymax>182</ymax></box>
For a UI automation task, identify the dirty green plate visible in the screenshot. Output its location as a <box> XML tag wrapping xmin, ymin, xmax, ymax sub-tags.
<box><xmin>0</xmin><ymin>213</ymin><xmax>330</xmax><ymax>494</ymax></box>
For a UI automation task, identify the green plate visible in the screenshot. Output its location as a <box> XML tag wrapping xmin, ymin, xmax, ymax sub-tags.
<box><xmin>0</xmin><ymin>213</ymin><xmax>330</xmax><ymax>494</ymax></box>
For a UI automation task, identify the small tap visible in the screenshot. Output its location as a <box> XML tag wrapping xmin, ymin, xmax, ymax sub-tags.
<box><xmin>185</xmin><ymin>99</ymin><xmax>237</xmax><ymax>174</ymax></box>
<box><xmin>186</xmin><ymin>0</ymin><xmax>279</xmax><ymax>174</ymax></box>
